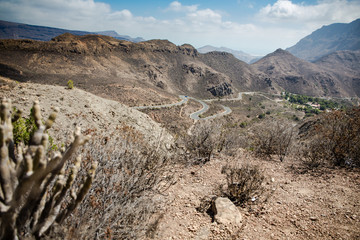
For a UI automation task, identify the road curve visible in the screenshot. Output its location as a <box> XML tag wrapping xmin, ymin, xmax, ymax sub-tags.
<box><xmin>188</xmin><ymin>97</ymin><xmax>209</xmax><ymax>120</ymax></box>
<box><xmin>132</xmin><ymin>95</ymin><xmax>232</xmax><ymax>120</ymax></box>
<box><xmin>133</xmin><ymin>91</ymin><xmax>282</xmax><ymax>121</ymax></box>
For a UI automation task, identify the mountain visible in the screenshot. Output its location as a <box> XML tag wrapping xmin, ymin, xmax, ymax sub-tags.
<box><xmin>286</xmin><ymin>18</ymin><xmax>360</xmax><ymax>62</ymax></box>
<box><xmin>197</xmin><ymin>45</ymin><xmax>260</xmax><ymax>64</ymax></box>
<box><xmin>0</xmin><ymin>33</ymin><xmax>359</xmax><ymax>104</ymax></box>
<box><xmin>0</xmin><ymin>20</ymin><xmax>143</xmax><ymax>43</ymax></box>
<box><xmin>252</xmin><ymin>49</ymin><xmax>359</xmax><ymax>97</ymax></box>
<box><xmin>0</xmin><ymin>33</ymin><xmax>272</xmax><ymax>106</ymax></box>
<box><xmin>314</xmin><ymin>50</ymin><xmax>360</xmax><ymax>96</ymax></box>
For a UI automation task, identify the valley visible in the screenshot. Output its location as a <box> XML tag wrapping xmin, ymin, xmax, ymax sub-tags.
<box><xmin>0</xmin><ymin>18</ymin><xmax>360</xmax><ymax>240</ymax></box>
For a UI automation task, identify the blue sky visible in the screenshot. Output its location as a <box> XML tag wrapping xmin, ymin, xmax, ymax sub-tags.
<box><xmin>1</xmin><ymin>0</ymin><xmax>359</xmax><ymax>55</ymax></box>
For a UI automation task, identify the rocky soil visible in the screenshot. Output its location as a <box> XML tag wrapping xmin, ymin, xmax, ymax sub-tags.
<box><xmin>155</xmin><ymin>152</ymin><xmax>360</xmax><ymax>240</ymax></box>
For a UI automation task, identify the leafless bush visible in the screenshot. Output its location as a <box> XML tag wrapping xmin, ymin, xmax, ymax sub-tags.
<box><xmin>221</xmin><ymin>163</ymin><xmax>265</xmax><ymax>206</ymax></box>
<box><xmin>248</xmin><ymin>118</ymin><xmax>295</xmax><ymax>161</ymax></box>
<box><xmin>299</xmin><ymin>107</ymin><xmax>360</xmax><ymax>167</ymax></box>
<box><xmin>57</xmin><ymin>125</ymin><xmax>174</xmax><ymax>240</ymax></box>
<box><xmin>182</xmin><ymin>120</ymin><xmax>222</xmax><ymax>164</ymax></box>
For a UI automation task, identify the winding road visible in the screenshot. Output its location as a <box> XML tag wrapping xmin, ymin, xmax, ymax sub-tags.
<box><xmin>132</xmin><ymin>92</ymin><xmax>278</xmax><ymax>120</ymax></box>
<box><xmin>132</xmin><ymin>95</ymin><xmax>231</xmax><ymax>120</ymax></box>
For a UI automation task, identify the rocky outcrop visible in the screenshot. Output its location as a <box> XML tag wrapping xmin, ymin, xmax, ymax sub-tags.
<box><xmin>207</xmin><ymin>82</ymin><xmax>233</xmax><ymax>97</ymax></box>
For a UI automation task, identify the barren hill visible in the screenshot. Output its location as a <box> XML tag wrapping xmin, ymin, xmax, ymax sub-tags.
<box><xmin>252</xmin><ymin>49</ymin><xmax>359</xmax><ymax>97</ymax></box>
<box><xmin>0</xmin><ymin>77</ymin><xmax>173</xmax><ymax>151</ymax></box>
<box><xmin>0</xmin><ymin>33</ymin><xmax>272</xmax><ymax>105</ymax></box>
<box><xmin>0</xmin><ymin>33</ymin><xmax>359</xmax><ymax>101</ymax></box>
<box><xmin>287</xmin><ymin>18</ymin><xmax>360</xmax><ymax>62</ymax></box>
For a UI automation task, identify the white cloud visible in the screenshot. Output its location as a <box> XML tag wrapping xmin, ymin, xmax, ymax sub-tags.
<box><xmin>166</xmin><ymin>1</ymin><xmax>198</xmax><ymax>12</ymax></box>
<box><xmin>0</xmin><ymin>0</ymin><xmax>359</xmax><ymax>55</ymax></box>
<box><xmin>259</xmin><ymin>0</ymin><xmax>360</xmax><ymax>24</ymax></box>
<box><xmin>187</xmin><ymin>9</ymin><xmax>222</xmax><ymax>24</ymax></box>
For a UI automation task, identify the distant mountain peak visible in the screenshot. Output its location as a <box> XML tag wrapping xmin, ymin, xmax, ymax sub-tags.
<box><xmin>197</xmin><ymin>45</ymin><xmax>260</xmax><ymax>63</ymax></box>
<box><xmin>0</xmin><ymin>20</ymin><xmax>145</xmax><ymax>43</ymax></box>
<box><xmin>286</xmin><ymin>18</ymin><xmax>360</xmax><ymax>61</ymax></box>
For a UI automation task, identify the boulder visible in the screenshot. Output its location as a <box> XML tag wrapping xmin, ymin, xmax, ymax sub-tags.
<box><xmin>212</xmin><ymin>197</ymin><xmax>242</xmax><ymax>225</ymax></box>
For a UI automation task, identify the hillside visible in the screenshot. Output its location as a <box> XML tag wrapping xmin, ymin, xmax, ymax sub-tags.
<box><xmin>252</xmin><ymin>49</ymin><xmax>359</xmax><ymax>97</ymax></box>
<box><xmin>287</xmin><ymin>18</ymin><xmax>360</xmax><ymax>62</ymax></box>
<box><xmin>0</xmin><ymin>33</ymin><xmax>273</xmax><ymax>105</ymax></box>
<box><xmin>0</xmin><ymin>20</ymin><xmax>143</xmax><ymax>42</ymax></box>
<box><xmin>0</xmin><ymin>77</ymin><xmax>173</xmax><ymax>151</ymax></box>
<box><xmin>0</xmin><ymin>33</ymin><xmax>359</xmax><ymax>101</ymax></box>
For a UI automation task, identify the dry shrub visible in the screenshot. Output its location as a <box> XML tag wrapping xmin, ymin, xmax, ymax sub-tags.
<box><xmin>57</xmin><ymin>126</ymin><xmax>174</xmax><ymax>240</ymax></box>
<box><xmin>299</xmin><ymin>107</ymin><xmax>360</xmax><ymax>167</ymax></box>
<box><xmin>182</xmin><ymin>120</ymin><xmax>222</xmax><ymax>164</ymax></box>
<box><xmin>248</xmin><ymin>118</ymin><xmax>295</xmax><ymax>161</ymax></box>
<box><xmin>221</xmin><ymin>163</ymin><xmax>266</xmax><ymax>206</ymax></box>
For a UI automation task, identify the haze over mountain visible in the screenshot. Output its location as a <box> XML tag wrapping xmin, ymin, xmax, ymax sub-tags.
<box><xmin>197</xmin><ymin>45</ymin><xmax>260</xmax><ymax>64</ymax></box>
<box><xmin>0</xmin><ymin>20</ymin><xmax>144</xmax><ymax>43</ymax></box>
<box><xmin>286</xmin><ymin>18</ymin><xmax>360</xmax><ymax>62</ymax></box>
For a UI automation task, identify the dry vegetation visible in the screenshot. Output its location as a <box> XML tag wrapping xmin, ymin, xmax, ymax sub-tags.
<box><xmin>1</xmin><ymin>80</ymin><xmax>359</xmax><ymax>239</ymax></box>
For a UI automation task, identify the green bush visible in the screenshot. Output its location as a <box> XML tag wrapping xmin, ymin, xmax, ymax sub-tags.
<box><xmin>67</xmin><ymin>79</ymin><xmax>74</xmax><ymax>89</ymax></box>
<box><xmin>12</xmin><ymin>107</ymin><xmax>58</xmax><ymax>150</ymax></box>
<box><xmin>258</xmin><ymin>113</ymin><xmax>265</xmax><ymax>119</ymax></box>
<box><xmin>239</xmin><ymin>122</ymin><xmax>247</xmax><ymax>128</ymax></box>
<box><xmin>12</xmin><ymin>107</ymin><xmax>37</xmax><ymax>145</ymax></box>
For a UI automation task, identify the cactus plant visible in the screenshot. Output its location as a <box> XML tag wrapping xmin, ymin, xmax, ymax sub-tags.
<box><xmin>0</xmin><ymin>98</ymin><xmax>97</xmax><ymax>239</ymax></box>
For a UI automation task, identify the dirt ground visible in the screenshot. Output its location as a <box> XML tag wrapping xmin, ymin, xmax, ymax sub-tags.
<box><xmin>2</xmin><ymin>79</ymin><xmax>359</xmax><ymax>240</ymax></box>
<box><xmin>154</xmin><ymin>152</ymin><xmax>360</xmax><ymax>240</ymax></box>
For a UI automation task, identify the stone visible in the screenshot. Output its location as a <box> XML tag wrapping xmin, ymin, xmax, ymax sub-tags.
<box><xmin>213</xmin><ymin>197</ymin><xmax>242</xmax><ymax>225</ymax></box>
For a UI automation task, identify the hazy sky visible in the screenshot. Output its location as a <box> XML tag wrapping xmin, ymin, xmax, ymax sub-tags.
<box><xmin>1</xmin><ymin>0</ymin><xmax>359</xmax><ymax>55</ymax></box>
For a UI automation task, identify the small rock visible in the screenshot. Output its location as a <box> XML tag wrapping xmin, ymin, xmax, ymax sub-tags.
<box><xmin>309</xmin><ymin>216</ymin><xmax>317</xmax><ymax>221</ymax></box>
<box><xmin>271</xmin><ymin>177</ymin><xmax>275</xmax><ymax>182</ymax></box>
<box><xmin>213</xmin><ymin>197</ymin><xmax>242</xmax><ymax>226</ymax></box>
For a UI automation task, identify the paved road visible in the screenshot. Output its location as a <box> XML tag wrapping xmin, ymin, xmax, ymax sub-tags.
<box><xmin>188</xmin><ymin>97</ymin><xmax>209</xmax><ymax>120</ymax></box>
<box><xmin>132</xmin><ymin>95</ymin><xmax>232</xmax><ymax>120</ymax></box>
<box><xmin>133</xmin><ymin>91</ymin><xmax>279</xmax><ymax>120</ymax></box>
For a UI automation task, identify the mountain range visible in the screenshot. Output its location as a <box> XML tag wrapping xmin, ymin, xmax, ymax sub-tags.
<box><xmin>0</xmin><ymin>20</ymin><xmax>144</xmax><ymax>43</ymax></box>
<box><xmin>0</xmin><ymin>19</ymin><xmax>359</xmax><ymax>103</ymax></box>
<box><xmin>286</xmin><ymin>18</ymin><xmax>360</xmax><ymax>62</ymax></box>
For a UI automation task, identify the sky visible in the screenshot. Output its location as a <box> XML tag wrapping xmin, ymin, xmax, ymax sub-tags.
<box><xmin>0</xmin><ymin>0</ymin><xmax>359</xmax><ymax>55</ymax></box>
